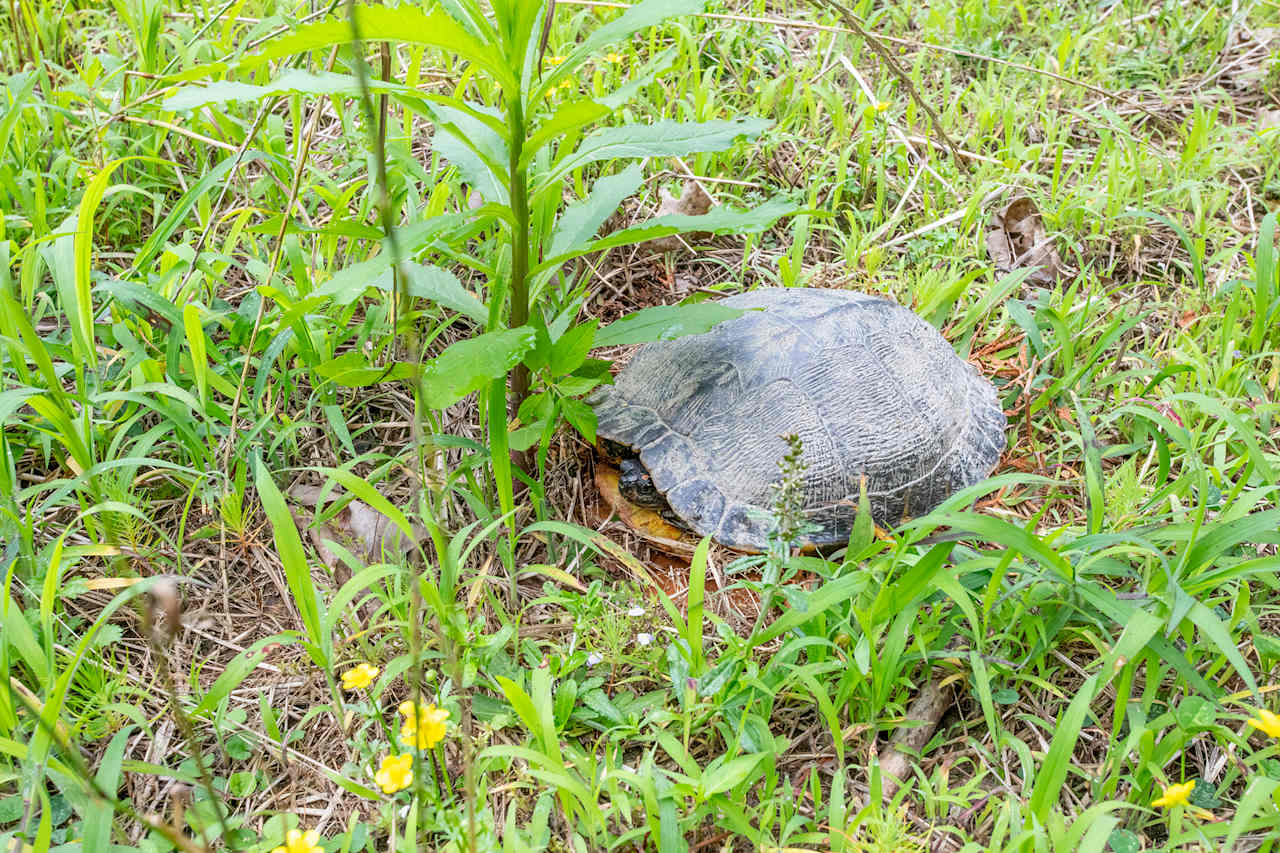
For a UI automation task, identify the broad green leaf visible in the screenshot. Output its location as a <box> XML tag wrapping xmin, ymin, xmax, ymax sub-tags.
<box><xmin>314</xmin><ymin>260</ymin><xmax>486</xmax><ymax>323</ymax></box>
<box><xmin>82</xmin><ymin>726</ymin><xmax>132</xmax><ymax>850</ymax></box>
<box><xmin>868</xmin><ymin>542</ymin><xmax>956</xmax><ymax>625</ymax></box>
<box><xmin>560</xmin><ymin>397</ymin><xmax>596</xmax><ymax>444</ymax></box>
<box><xmin>313</xmin><ymin>352</ymin><xmax>415</xmax><ymax>387</ymax></box>
<box><xmin>240</xmin><ymin>5</ymin><xmax>515</xmax><ymax>92</ymax></box>
<box><xmin>191</xmin><ymin>635</ymin><xmax>296</xmax><ymax>718</ymax></box>
<box><xmin>523</xmin><ymin>99</ymin><xmax>613</xmax><ymax>169</ymax></box>
<box><xmin>550</xmin><ymin>321</ymin><xmax>597</xmax><ymax>376</ymax></box>
<box><xmin>593</xmin><ymin>302</ymin><xmax>745</xmax><ymax>348</ymax></box>
<box><xmin>420</xmin><ymin>328</ymin><xmax>536</xmax><ymax>409</ymax></box>
<box><xmin>701</xmin><ymin>753</ymin><xmax>765</xmax><ymax>796</ymax></box>
<box><xmin>164</xmin><ymin>69</ymin><xmax>402</xmax><ymax>110</ymax></box>
<box><xmin>541</xmin><ymin>118</ymin><xmax>772</xmax><ymax>189</ymax></box>
<box><xmin>313</xmin><ymin>257</ymin><xmax>390</xmax><ymax>305</ymax></box>
<box><xmin>434</xmin><ymin>130</ymin><xmax>508</xmax><ymax>205</ymax></box>
<box><xmin>403</xmin><ymin>264</ymin><xmax>488</xmax><ymax>323</ymax></box>
<box><xmin>548</xmin><ymin>163</ymin><xmax>644</xmax><ymax>257</ymax></box>
<box><xmin>426</xmin><ymin>100</ymin><xmax>510</xmax><ymax>204</ymax></box>
<box><xmin>1181</xmin><ymin>508</ymin><xmax>1280</xmax><ymax>575</ymax></box>
<box><xmin>568</xmin><ymin>196</ymin><xmax>799</xmax><ymax>260</ymax></box>
<box><xmin>0</xmin><ymin>73</ymin><xmax>38</xmax><ymax>154</ymax></box>
<box><xmin>488</xmin><ymin>379</ymin><xmax>517</xmax><ymax>542</ymax></box>
<box><xmin>0</xmin><ymin>387</ymin><xmax>40</xmax><ymax>425</ymax></box>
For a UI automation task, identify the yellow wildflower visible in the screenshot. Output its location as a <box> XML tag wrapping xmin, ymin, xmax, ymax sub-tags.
<box><xmin>374</xmin><ymin>753</ymin><xmax>414</xmax><ymax>794</ymax></box>
<box><xmin>1247</xmin><ymin>708</ymin><xmax>1280</xmax><ymax>738</ymax></box>
<box><xmin>605</xmin><ymin>52</ymin><xmax>624</xmax><ymax>64</ymax></box>
<box><xmin>547</xmin><ymin>55</ymin><xmax>566</xmax><ymax>66</ymax></box>
<box><xmin>874</xmin><ymin>100</ymin><xmax>890</xmax><ymax>113</ymax></box>
<box><xmin>272</xmin><ymin>829</ymin><xmax>322</xmax><ymax>853</ymax></box>
<box><xmin>559</xmin><ymin>79</ymin><xmax>573</xmax><ymax>90</ymax></box>
<box><xmin>340</xmin><ymin>663</ymin><xmax>379</xmax><ymax>691</ymax></box>
<box><xmin>1152</xmin><ymin>780</ymin><xmax>1195</xmax><ymax>809</ymax></box>
<box><xmin>398</xmin><ymin>701</ymin><xmax>449</xmax><ymax>750</ymax></box>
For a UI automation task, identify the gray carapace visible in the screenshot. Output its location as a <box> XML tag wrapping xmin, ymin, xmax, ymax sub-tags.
<box><xmin>589</xmin><ymin>287</ymin><xmax>1007</xmax><ymax>550</ymax></box>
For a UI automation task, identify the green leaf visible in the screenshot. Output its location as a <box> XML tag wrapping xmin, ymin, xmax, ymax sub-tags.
<box><xmin>1222</xmin><ymin>776</ymin><xmax>1280</xmax><ymax>850</ymax></box>
<box><xmin>421</xmin><ymin>328</ymin><xmax>536</xmax><ymax>409</ymax></box>
<box><xmin>82</xmin><ymin>726</ymin><xmax>132</xmax><ymax>851</ymax></box>
<box><xmin>592</xmin><ymin>196</ymin><xmax>798</xmax><ymax>252</ymax></box>
<box><xmin>536</xmin><ymin>197</ymin><xmax>799</xmax><ymax>273</ymax></box>
<box><xmin>523</xmin><ymin>98</ymin><xmax>614</xmax><ymax>169</ymax></box>
<box><xmin>701</xmin><ymin>753</ymin><xmax>765</xmax><ymax>796</ymax></box>
<box><xmin>427</xmin><ymin>100</ymin><xmax>510</xmax><ymax>204</ymax></box>
<box><xmin>541</xmin><ymin>118</ymin><xmax>772</xmax><ymax>189</ymax></box>
<box><xmin>313</xmin><ymin>352</ymin><xmax>415</xmax><ymax>387</ymax></box>
<box><xmin>255</xmin><ymin>461</ymin><xmax>327</xmax><ymax>667</ymax></box>
<box><xmin>182</xmin><ymin>303</ymin><xmax>209</xmax><ymax>408</ymax></box>
<box><xmin>1107</xmin><ymin>828</ymin><xmax>1141</xmax><ymax>853</ymax></box>
<box><xmin>550</xmin><ymin>321</ymin><xmax>597</xmax><ymax>376</ymax></box>
<box><xmin>560</xmin><ymin>397</ymin><xmax>597</xmax><ymax>444</ymax></box>
<box><xmin>403</xmin><ymin>264</ymin><xmax>488</xmax><ymax>323</ymax></box>
<box><xmin>549</xmin><ymin>163</ymin><xmax>644</xmax><ymax>257</ymax></box>
<box><xmin>594</xmin><ymin>302</ymin><xmax>745</xmax><ymax>348</ymax></box>
<box><xmin>164</xmin><ymin>69</ymin><xmax>403</xmax><ymax>110</ymax></box>
<box><xmin>750</xmin><ymin>572</ymin><xmax>870</xmax><ymax>647</ymax></box>
<box><xmin>1028</xmin><ymin>609</ymin><xmax>1161</xmax><ymax>821</ymax></box>
<box><xmin>240</xmin><ymin>5</ymin><xmax>515</xmax><ymax>92</ymax></box>
<box><xmin>1185</xmin><ymin>599</ymin><xmax>1258</xmax><ymax>697</ymax></box>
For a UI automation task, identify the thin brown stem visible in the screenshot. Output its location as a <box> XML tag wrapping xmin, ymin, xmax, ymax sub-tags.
<box><xmin>810</xmin><ymin>0</ymin><xmax>971</xmax><ymax>174</ymax></box>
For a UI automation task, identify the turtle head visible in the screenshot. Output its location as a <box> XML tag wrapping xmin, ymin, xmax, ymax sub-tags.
<box><xmin>617</xmin><ymin>457</ymin><xmax>668</xmax><ymax>509</ymax></box>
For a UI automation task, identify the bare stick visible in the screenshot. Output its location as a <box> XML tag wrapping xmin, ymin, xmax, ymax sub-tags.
<box><xmin>879</xmin><ymin>678</ymin><xmax>952</xmax><ymax>801</ymax></box>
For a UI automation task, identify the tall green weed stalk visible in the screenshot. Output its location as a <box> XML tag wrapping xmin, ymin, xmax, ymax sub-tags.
<box><xmin>168</xmin><ymin>0</ymin><xmax>798</xmax><ymax>533</ymax></box>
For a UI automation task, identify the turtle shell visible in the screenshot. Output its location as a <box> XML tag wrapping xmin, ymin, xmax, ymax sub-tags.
<box><xmin>589</xmin><ymin>287</ymin><xmax>1006</xmax><ymax>549</ymax></box>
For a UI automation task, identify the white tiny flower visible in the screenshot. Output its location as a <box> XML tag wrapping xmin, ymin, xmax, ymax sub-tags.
<box><xmin>586</xmin><ymin>652</ymin><xmax>603</xmax><ymax>667</ymax></box>
<box><xmin>636</xmin><ymin>632</ymin><xmax>653</xmax><ymax>647</ymax></box>
<box><xmin>627</xmin><ymin>606</ymin><xmax>645</xmax><ymax>617</ymax></box>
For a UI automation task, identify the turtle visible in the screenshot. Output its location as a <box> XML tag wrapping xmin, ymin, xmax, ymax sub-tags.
<box><xmin>588</xmin><ymin>287</ymin><xmax>1007</xmax><ymax>550</ymax></box>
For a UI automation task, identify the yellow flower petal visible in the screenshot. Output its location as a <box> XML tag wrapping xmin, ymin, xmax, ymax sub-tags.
<box><xmin>398</xmin><ymin>703</ymin><xmax>450</xmax><ymax>750</ymax></box>
<box><xmin>340</xmin><ymin>662</ymin><xmax>379</xmax><ymax>691</ymax></box>
<box><xmin>271</xmin><ymin>828</ymin><xmax>323</xmax><ymax>853</ymax></box>
<box><xmin>374</xmin><ymin>753</ymin><xmax>414</xmax><ymax>794</ymax></box>
<box><xmin>1152</xmin><ymin>780</ymin><xmax>1195</xmax><ymax>809</ymax></box>
<box><xmin>1247</xmin><ymin>708</ymin><xmax>1280</xmax><ymax>738</ymax></box>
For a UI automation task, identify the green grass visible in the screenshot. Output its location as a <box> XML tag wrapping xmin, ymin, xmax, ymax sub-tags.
<box><xmin>2</xmin><ymin>0</ymin><xmax>1280</xmax><ymax>851</ymax></box>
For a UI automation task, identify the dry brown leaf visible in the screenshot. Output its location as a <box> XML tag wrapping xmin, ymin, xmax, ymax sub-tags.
<box><xmin>645</xmin><ymin>181</ymin><xmax>713</xmax><ymax>252</ymax></box>
<box><xmin>289</xmin><ymin>484</ymin><xmax>427</xmax><ymax>570</ymax></box>
<box><xmin>985</xmin><ymin>196</ymin><xmax>1065</xmax><ymax>287</ymax></box>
